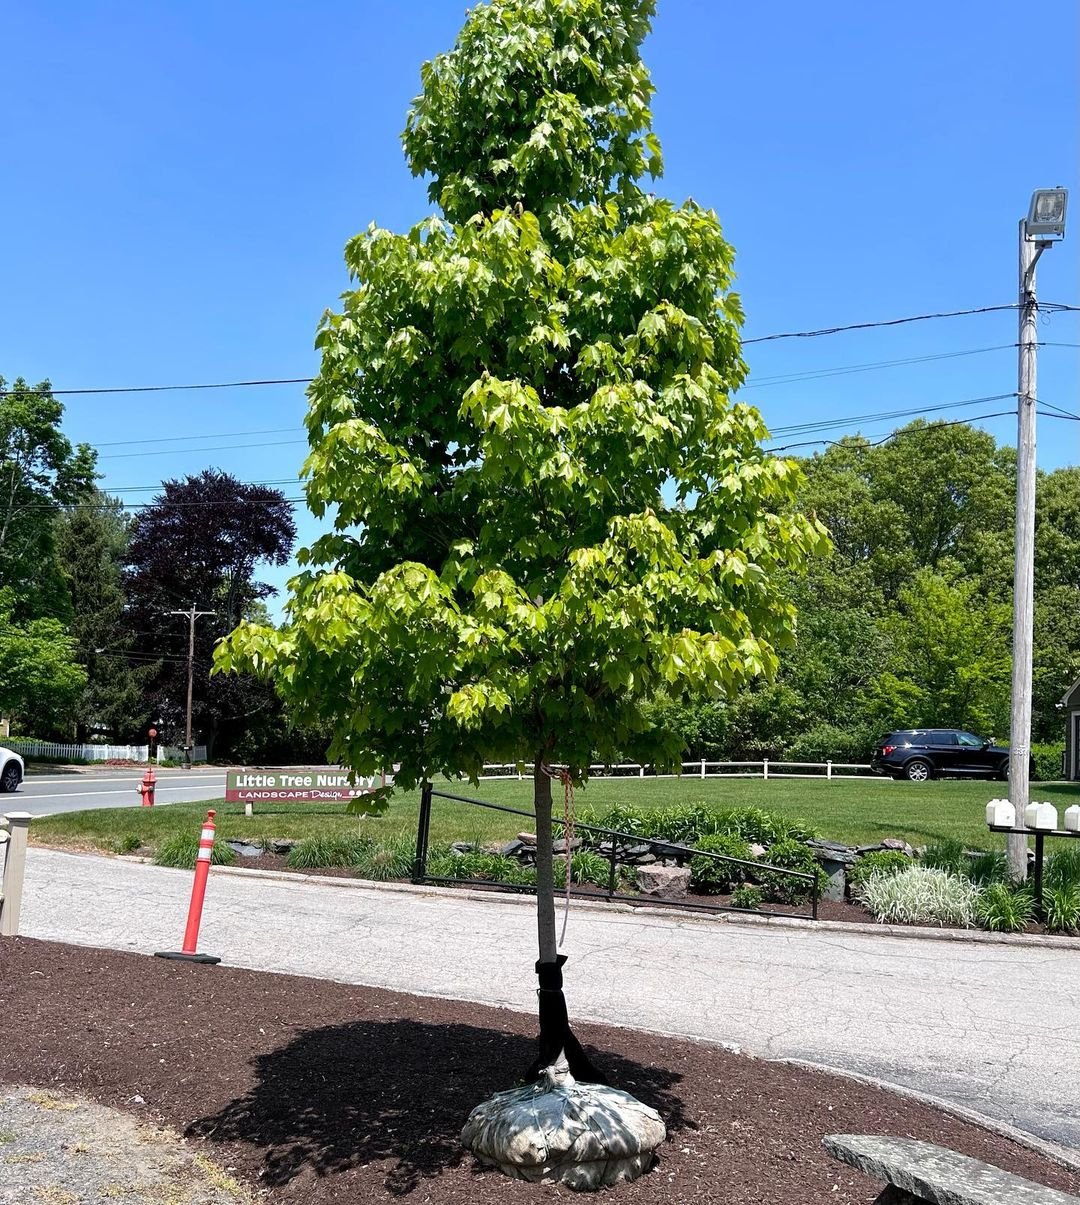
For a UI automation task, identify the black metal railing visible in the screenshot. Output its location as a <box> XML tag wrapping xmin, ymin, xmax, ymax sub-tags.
<box><xmin>413</xmin><ymin>784</ymin><xmax>819</xmax><ymax>921</ymax></box>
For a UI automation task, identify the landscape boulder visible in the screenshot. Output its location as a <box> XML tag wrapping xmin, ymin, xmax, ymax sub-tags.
<box><xmin>636</xmin><ymin>865</ymin><xmax>690</xmax><ymax>900</ymax></box>
<box><xmin>226</xmin><ymin>840</ymin><xmax>264</xmax><ymax>859</ymax></box>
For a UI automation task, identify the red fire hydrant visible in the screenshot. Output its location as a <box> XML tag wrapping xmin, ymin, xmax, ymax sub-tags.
<box><xmin>137</xmin><ymin>766</ymin><xmax>156</xmax><ymax>807</ymax></box>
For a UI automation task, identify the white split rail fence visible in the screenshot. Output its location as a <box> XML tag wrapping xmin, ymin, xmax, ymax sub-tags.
<box><xmin>477</xmin><ymin>759</ymin><xmax>874</xmax><ymax>780</ymax></box>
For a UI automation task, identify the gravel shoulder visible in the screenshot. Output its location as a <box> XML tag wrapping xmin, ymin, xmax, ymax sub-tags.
<box><xmin>0</xmin><ymin>1083</ymin><xmax>251</xmax><ymax>1205</ymax></box>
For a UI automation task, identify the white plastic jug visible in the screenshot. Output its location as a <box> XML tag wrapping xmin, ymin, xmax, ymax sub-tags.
<box><xmin>1065</xmin><ymin>805</ymin><xmax>1080</xmax><ymax>833</ymax></box>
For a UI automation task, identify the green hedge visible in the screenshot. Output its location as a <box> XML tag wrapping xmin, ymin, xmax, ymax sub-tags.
<box><xmin>1031</xmin><ymin>742</ymin><xmax>1065</xmax><ymax>782</ymax></box>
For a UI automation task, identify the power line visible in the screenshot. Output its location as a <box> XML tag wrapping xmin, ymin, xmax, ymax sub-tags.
<box><xmin>49</xmin><ymin>341</ymin><xmax>1079</xmax><ymax>453</ymax></box>
<box><xmin>95</xmin><ymin>426</ymin><xmax>300</xmax><ymax>448</ymax></box>
<box><xmin>741</xmin><ymin>344</ymin><xmax>1015</xmax><ymax>389</ymax></box>
<box><xmin>767</xmin><ymin>393</ymin><xmax>1017</xmax><ymax>438</ymax></box>
<box><xmin>770</xmin><ymin>404</ymin><xmax>1080</xmax><ymax>455</ymax></box>
<box><xmin>97</xmin><ymin>438</ymin><xmax>307</xmax><ymax>460</ymax></box>
<box><xmin>1</xmin><ymin>377</ymin><xmax>314</xmax><ymax>398</ymax></box>
<box><xmin>89</xmin><ymin>384</ymin><xmax>1056</xmax><ymax>485</ymax></box>
<box><xmin>8</xmin><ymin>298</ymin><xmax>1078</xmax><ymax>400</ymax></box>
<box><xmin>770</xmin><ymin>408</ymin><xmax>1019</xmax><ymax>453</ymax></box>
<box><xmin>742</xmin><ymin>303</ymin><xmax>1024</xmax><ymax>345</ymax></box>
<box><xmin>107</xmin><ymin>477</ymin><xmax>301</xmax><ymax>494</ymax></box>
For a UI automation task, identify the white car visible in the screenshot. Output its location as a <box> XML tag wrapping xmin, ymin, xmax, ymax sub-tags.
<box><xmin>0</xmin><ymin>747</ymin><xmax>24</xmax><ymax>793</ymax></box>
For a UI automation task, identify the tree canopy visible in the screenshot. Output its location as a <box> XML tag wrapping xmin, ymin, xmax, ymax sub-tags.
<box><xmin>217</xmin><ymin>0</ymin><xmax>826</xmax><ymax>792</ymax></box>
<box><xmin>0</xmin><ymin>375</ymin><xmax>97</xmax><ymax>620</ymax></box>
<box><xmin>128</xmin><ymin>470</ymin><xmax>296</xmax><ymax>756</ymax></box>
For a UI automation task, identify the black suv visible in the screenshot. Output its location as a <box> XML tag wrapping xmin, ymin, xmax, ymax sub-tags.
<box><xmin>871</xmin><ymin>729</ymin><xmax>1014</xmax><ymax>782</ymax></box>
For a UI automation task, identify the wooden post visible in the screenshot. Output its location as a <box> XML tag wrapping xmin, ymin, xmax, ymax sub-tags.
<box><xmin>1008</xmin><ymin>219</ymin><xmax>1041</xmax><ymax>882</ymax></box>
<box><xmin>0</xmin><ymin>812</ymin><xmax>32</xmax><ymax>937</ymax></box>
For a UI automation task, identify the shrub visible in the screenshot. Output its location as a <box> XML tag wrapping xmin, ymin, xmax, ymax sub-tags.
<box><xmin>1044</xmin><ymin>884</ymin><xmax>1080</xmax><ymax>933</ymax></box>
<box><xmin>1031</xmin><ymin>742</ymin><xmax>1065</xmax><ymax>782</ymax></box>
<box><xmin>920</xmin><ymin>839</ymin><xmax>969</xmax><ymax>878</ymax></box>
<box><xmin>154</xmin><ymin>833</ymin><xmax>235</xmax><ymax>869</ymax></box>
<box><xmin>583</xmin><ymin>804</ymin><xmax>648</xmax><ymax>839</ymax></box>
<box><xmin>919</xmin><ymin>842</ymin><xmax>1007</xmax><ymax>886</ymax></box>
<box><xmin>706</xmin><ymin>806</ymin><xmax>817</xmax><ymax>845</ymax></box>
<box><xmin>689</xmin><ymin>833</ymin><xmax>753</xmax><ymax>894</ymax></box>
<box><xmin>967</xmin><ymin>850</ymin><xmax>1009</xmax><ymax>887</ymax></box>
<box><xmin>754</xmin><ymin>838</ymin><xmax>829</xmax><ymax>905</ymax></box>
<box><xmin>113</xmin><ymin>833</ymin><xmax>142</xmax><ymax>855</ymax></box>
<box><xmin>977</xmin><ymin>883</ymin><xmax>1035</xmax><ymax>933</ymax></box>
<box><xmin>447</xmin><ymin>850</ymin><xmax>524</xmax><ymax>881</ymax></box>
<box><xmin>848</xmin><ymin>850</ymin><xmax>910</xmax><ymax>892</ymax></box>
<box><xmin>552</xmin><ymin>850</ymin><xmax>616</xmax><ymax>888</ymax></box>
<box><xmin>580</xmin><ymin>802</ymin><xmax>816</xmax><ymax>851</ymax></box>
<box><xmin>508</xmin><ymin>863</ymin><xmax>538</xmax><ymax>886</ymax></box>
<box><xmin>287</xmin><ymin>834</ymin><xmax>371</xmax><ymax>869</ymax></box>
<box><xmin>636</xmin><ymin>803</ymin><xmax>713</xmax><ymax>844</ymax></box>
<box><xmin>1045</xmin><ymin>846</ymin><xmax>1080</xmax><ymax>893</ymax></box>
<box><xmin>730</xmin><ymin>883</ymin><xmax>764</xmax><ymax>910</ymax></box>
<box><xmin>354</xmin><ymin>837</ymin><xmax>415</xmax><ymax>881</ymax></box>
<box><xmin>569</xmin><ymin>850</ymin><xmax>614</xmax><ymax>888</ymax></box>
<box><xmin>858</xmin><ymin>866</ymin><xmax>981</xmax><ymax>927</ymax></box>
<box><xmin>787</xmin><ymin>724</ymin><xmax>875</xmax><ymax>765</ymax></box>
<box><xmin>617</xmin><ymin>864</ymin><xmax>638</xmax><ymax>891</ymax></box>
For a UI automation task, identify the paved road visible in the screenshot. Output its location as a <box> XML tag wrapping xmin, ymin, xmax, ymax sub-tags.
<box><xmin>17</xmin><ymin>848</ymin><xmax>1080</xmax><ymax>1151</ymax></box>
<box><xmin>7</xmin><ymin>769</ymin><xmax>226</xmax><ymax>817</ymax></box>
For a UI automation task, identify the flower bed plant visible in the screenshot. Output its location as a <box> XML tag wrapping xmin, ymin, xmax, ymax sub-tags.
<box><xmin>857</xmin><ymin>866</ymin><xmax>981</xmax><ymax>928</ymax></box>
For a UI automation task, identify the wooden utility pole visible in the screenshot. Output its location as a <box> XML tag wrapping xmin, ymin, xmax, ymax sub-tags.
<box><xmin>1007</xmin><ymin>221</ymin><xmax>1044</xmax><ymax>882</ymax></box>
<box><xmin>168</xmin><ymin>605</ymin><xmax>216</xmax><ymax>768</ymax></box>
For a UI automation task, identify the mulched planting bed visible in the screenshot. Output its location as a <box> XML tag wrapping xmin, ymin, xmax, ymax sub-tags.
<box><xmin>224</xmin><ymin>851</ymin><xmax>870</xmax><ymax>923</ymax></box>
<box><xmin>2</xmin><ymin>937</ymin><xmax>1077</xmax><ymax>1204</ymax></box>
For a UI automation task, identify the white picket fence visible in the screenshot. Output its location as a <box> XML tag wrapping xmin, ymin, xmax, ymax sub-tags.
<box><xmin>478</xmin><ymin>759</ymin><xmax>873</xmax><ymax>780</ymax></box>
<box><xmin>3</xmin><ymin>739</ymin><xmax>207</xmax><ymax>764</ymax></box>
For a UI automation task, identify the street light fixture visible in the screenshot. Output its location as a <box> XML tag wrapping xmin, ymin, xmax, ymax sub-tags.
<box><xmin>1025</xmin><ymin>187</ymin><xmax>1068</xmax><ymax>240</ymax></box>
<box><xmin>1007</xmin><ymin>187</ymin><xmax>1068</xmax><ymax>882</ymax></box>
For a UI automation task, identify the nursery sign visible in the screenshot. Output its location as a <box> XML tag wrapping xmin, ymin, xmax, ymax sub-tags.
<box><xmin>225</xmin><ymin>769</ymin><xmax>382</xmax><ymax>803</ymax></box>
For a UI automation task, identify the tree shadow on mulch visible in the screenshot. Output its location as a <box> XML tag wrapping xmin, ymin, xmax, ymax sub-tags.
<box><xmin>188</xmin><ymin>1019</ymin><xmax>690</xmax><ymax>1197</ymax></box>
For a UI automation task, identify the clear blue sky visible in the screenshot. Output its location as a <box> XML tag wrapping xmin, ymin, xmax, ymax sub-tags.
<box><xmin>2</xmin><ymin>0</ymin><xmax>1077</xmax><ymax>606</ymax></box>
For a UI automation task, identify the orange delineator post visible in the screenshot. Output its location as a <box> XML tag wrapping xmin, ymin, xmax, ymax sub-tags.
<box><xmin>154</xmin><ymin>809</ymin><xmax>221</xmax><ymax>965</ymax></box>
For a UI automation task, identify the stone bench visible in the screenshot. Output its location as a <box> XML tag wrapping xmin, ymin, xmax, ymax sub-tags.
<box><xmin>824</xmin><ymin>1134</ymin><xmax>1080</xmax><ymax>1204</ymax></box>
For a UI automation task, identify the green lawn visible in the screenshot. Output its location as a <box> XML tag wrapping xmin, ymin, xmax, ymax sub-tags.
<box><xmin>29</xmin><ymin>774</ymin><xmax>1080</xmax><ymax>856</ymax></box>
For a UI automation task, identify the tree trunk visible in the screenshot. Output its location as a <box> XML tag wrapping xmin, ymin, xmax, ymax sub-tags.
<box><xmin>526</xmin><ymin>755</ymin><xmax>608</xmax><ymax>1085</ymax></box>
<box><xmin>533</xmin><ymin>756</ymin><xmax>558</xmax><ymax>964</ymax></box>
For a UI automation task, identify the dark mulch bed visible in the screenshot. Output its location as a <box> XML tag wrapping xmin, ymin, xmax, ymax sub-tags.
<box><xmin>236</xmin><ymin>852</ymin><xmax>362</xmax><ymax>880</ymax></box>
<box><xmin>1</xmin><ymin>937</ymin><xmax>1076</xmax><ymax>1203</ymax></box>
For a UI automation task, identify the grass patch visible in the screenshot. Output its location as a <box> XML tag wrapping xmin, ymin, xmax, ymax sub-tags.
<box><xmin>30</xmin><ymin>774</ymin><xmax>1080</xmax><ymax>862</ymax></box>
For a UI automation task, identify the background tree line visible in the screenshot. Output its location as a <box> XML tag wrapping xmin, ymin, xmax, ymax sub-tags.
<box><xmin>0</xmin><ymin>375</ymin><xmax>322</xmax><ymax>760</ymax></box>
<box><xmin>649</xmin><ymin>418</ymin><xmax>1080</xmax><ymax>766</ymax></box>
<box><xmin>4</xmin><ymin>375</ymin><xmax>1078</xmax><ymax>767</ymax></box>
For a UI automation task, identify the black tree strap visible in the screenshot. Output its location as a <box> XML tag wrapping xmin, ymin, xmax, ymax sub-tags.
<box><xmin>525</xmin><ymin>955</ymin><xmax>609</xmax><ymax>1085</ymax></box>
